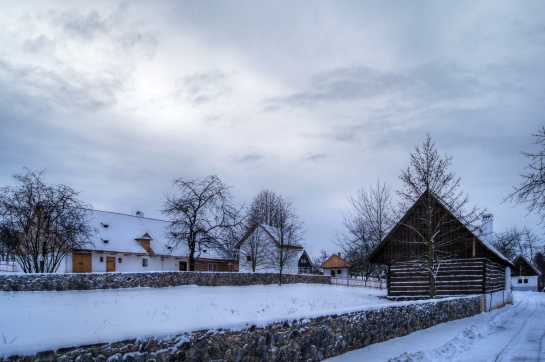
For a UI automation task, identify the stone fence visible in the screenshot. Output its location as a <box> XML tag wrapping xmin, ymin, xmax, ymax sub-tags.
<box><xmin>0</xmin><ymin>271</ymin><xmax>330</xmax><ymax>292</ymax></box>
<box><xmin>3</xmin><ymin>296</ymin><xmax>482</xmax><ymax>362</ymax></box>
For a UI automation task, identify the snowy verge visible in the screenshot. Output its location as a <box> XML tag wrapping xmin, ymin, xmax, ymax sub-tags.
<box><xmin>0</xmin><ymin>284</ymin><xmax>389</xmax><ymax>357</ymax></box>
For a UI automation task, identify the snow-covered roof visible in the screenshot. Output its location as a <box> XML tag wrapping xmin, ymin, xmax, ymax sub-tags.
<box><xmin>259</xmin><ymin>224</ymin><xmax>304</xmax><ymax>248</ymax></box>
<box><xmin>235</xmin><ymin>223</ymin><xmax>304</xmax><ymax>250</ymax></box>
<box><xmin>322</xmin><ymin>254</ymin><xmax>352</xmax><ymax>269</ymax></box>
<box><xmin>80</xmin><ymin>210</ymin><xmax>188</xmax><ymax>257</ymax></box>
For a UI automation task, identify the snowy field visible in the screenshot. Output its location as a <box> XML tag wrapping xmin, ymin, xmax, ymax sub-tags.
<box><xmin>0</xmin><ymin>284</ymin><xmax>389</xmax><ymax>357</ymax></box>
<box><xmin>326</xmin><ymin>291</ymin><xmax>545</xmax><ymax>362</ymax></box>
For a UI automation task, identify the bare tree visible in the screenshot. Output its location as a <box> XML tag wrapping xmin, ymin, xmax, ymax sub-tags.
<box><xmin>507</xmin><ymin>127</ymin><xmax>545</xmax><ymax>225</ymax></box>
<box><xmin>312</xmin><ymin>248</ymin><xmax>330</xmax><ymax>274</ymax></box>
<box><xmin>492</xmin><ymin>226</ymin><xmax>543</xmax><ymax>262</ymax></box>
<box><xmin>492</xmin><ymin>227</ymin><xmax>521</xmax><ymax>261</ymax></box>
<box><xmin>238</xmin><ymin>225</ymin><xmax>270</xmax><ymax>272</ymax></box>
<box><xmin>245</xmin><ymin>189</ymin><xmax>281</xmax><ymax>229</ymax></box>
<box><xmin>533</xmin><ymin>251</ymin><xmax>545</xmax><ymax>290</ymax></box>
<box><xmin>336</xmin><ymin>180</ymin><xmax>396</xmax><ymax>279</ymax></box>
<box><xmin>0</xmin><ymin>169</ymin><xmax>94</xmax><ymax>273</ymax></box>
<box><xmin>269</xmin><ymin>196</ymin><xmax>305</xmax><ymax>284</ymax></box>
<box><xmin>162</xmin><ymin>175</ymin><xmax>243</xmax><ymax>271</ymax></box>
<box><xmin>243</xmin><ymin>190</ymin><xmax>305</xmax><ymax>284</ymax></box>
<box><xmin>396</xmin><ymin>134</ymin><xmax>484</xmax><ymax>297</ymax></box>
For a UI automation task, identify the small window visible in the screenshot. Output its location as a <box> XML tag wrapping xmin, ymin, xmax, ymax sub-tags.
<box><xmin>524</xmin><ymin>279</ymin><xmax>528</xmax><ymax>284</ymax></box>
<box><xmin>337</xmin><ymin>270</ymin><xmax>342</xmax><ymax>275</ymax></box>
<box><xmin>142</xmin><ymin>258</ymin><xmax>148</xmax><ymax>267</ymax></box>
<box><xmin>100</xmin><ymin>257</ymin><xmax>104</xmax><ymax>262</ymax></box>
<box><xmin>518</xmin><ymin>279</ymin><xmax>523</xmax><ymax>284</ymax></box>
<box><xmin>246</xmin><ymin>255</ymin><xmax>252</xmax><ymax>262</ymax></box>
<box><xmin>118</xmin><ymin>258</ymin><xmax>122</xmax><ymax>263</ymax></box>
<box><xmin>208</xmin><ymin>263</ymin><xmax>218</xmax><ymax>272</ymax></box>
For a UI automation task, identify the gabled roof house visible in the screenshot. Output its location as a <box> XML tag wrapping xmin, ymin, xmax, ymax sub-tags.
<box><xmin>321</xmin><ymin>254</ymin><xmax>351</xmax><ymax>278</ymax></box>
<box><xmin>511</xmin><ymin>255</ymin><xmax>541</xmax><ymax>292</ymax></box>
<box><xmin>369</xmin><ymin>190</ymin><xmax>513</xmax><ymax>309</ymax></box>
<box><xmin>68</xmin><ymin>210</ymin><xmax>237</xmax><ymax>273</ymax></box>
<box><xmin>235</xmin><ymin>223</ymin><xmax>304</xmax><ymax>274</ymax></box>
<box><xmin>298</xmin><ymin>250</ymin><xmax>315</xmax><ymax>274</ymax></box>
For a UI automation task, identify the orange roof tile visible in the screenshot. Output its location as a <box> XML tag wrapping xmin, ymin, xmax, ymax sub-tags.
<box><xmin>321</xmin><ymin>254</ymin><xmax>351</xmax><ymax>268</ymax></box>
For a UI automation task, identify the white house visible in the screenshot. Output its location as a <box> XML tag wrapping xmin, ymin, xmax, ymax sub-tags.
<box><xmin>65</xmin><ymin>210</ymin><xmax>237</xmax><ymax>273</ymax></box>
<box><xmin>511</xmin><ymin>255</ymin><xmax>541</xmax><ymax>292</ymax></box>
<box><xmin>235</xmin><ymin>223</ymin><xmax>303</xmax><ymax>274</ymax></box>
<box><xmin>321</xmin><ymin>253</ymin><xmax>351</xmax><ymax>278</ymax></box>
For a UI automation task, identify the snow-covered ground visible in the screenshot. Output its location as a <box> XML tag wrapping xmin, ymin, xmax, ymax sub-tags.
<box><xmin>0</xmin><ymin>284</ymin><xmax>389</xmax><ymax>357</ymax></box>
<box><xmin>3</xmin><ymin>284</ymin><xmax>543</xmax><ymax>361</ymax></box>
<box><xmin>326</xmin><ymin>291</ymin><xmax>545</xmax><ymax>362</ymax></box>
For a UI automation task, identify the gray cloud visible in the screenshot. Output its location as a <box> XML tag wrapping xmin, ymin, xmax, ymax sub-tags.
<box><xmin>50</xmin><ymin>5</ymin><xmax>158</xmax><ymax>58</ymax></box>
<box><xmin>0</xmin><ymin>59</ymin><xmax>121</xmax><ymax>113</ymax></box>
<box><xmin>53</xmin><ymin>10</ymin><xmax>109</xmax><ymax>42</ymax></box>
<box><xmin>174</xmin><ymin>71</ymin><xmax>231</xmax><ymax>106</ymax></box>
<box><xmin>267</xmin><ymin>62</ymin><xmax>489</xmax><ymax>109</ymax></box>
<box><xmin>232</xmin><ymin>153</ymin><xmax>265</xmax><ymax>165</ymax></box>
<box><xmin>22</xmin><ymin>35</ymin><xmax>56</xmax><ymax>54</ymax></box>
<box><xmin>304</xmin><ymin>153</ymin><xmax>327</xmax><ymax>162</ymax></box>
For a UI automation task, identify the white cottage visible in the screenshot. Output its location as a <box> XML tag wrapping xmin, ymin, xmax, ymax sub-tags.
<box><xmin>65</xmin><ymin>210</ymin><xmax>237</xmax><ymax>273</ymax></box>
<box><xmin>235</xmin><ymin>223</ymin><xmax>303</xmax><ymax>274</ymax></box>
<box><xmin>511</xmin><ymin>255</ymin><xmax>541</xmax><ymax>292</ymax></box>
<box><xmin>321</xmin><ymin>253</ymin><xmax>351</xmax><ymax>278</ymax></box>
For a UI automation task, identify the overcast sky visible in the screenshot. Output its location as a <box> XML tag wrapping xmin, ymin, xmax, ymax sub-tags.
<box><xmin>1</xmin><ymin>1</ymin><xmax>544</xmax><ymax>257</ymax></box>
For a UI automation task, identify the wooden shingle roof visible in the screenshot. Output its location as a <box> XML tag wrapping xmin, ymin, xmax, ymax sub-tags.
<box><xmin>321</xmin><ymin>254</ymin><xmax>351</xmax><ymax>269</ymax></box>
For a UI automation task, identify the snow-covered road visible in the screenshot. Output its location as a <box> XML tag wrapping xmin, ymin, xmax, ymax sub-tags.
<box><xmin>327</xmin><ymin>292</ymin><xmax>545</xmax><ymax>362</ymax></box>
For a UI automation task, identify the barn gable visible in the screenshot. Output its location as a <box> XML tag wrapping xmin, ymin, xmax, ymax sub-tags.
<box><xmin>369</xmin><ymin>190</ymin><xmax>513</xmax><ymax>298</ymax></box>
<box><xmin>369</xmin><ymin>190</ymin><xmax>510</xmax><ymax>267</ymax></box>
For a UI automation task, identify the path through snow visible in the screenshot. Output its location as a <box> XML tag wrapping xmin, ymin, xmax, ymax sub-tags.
<box><xmin>326</xmin><ymin>292</ymin><xmax>545</xmax><ymax>362</ymax></box>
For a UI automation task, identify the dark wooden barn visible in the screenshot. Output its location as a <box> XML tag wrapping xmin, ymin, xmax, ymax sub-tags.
<box><xmin>369</xmin><ymin>190</ymin><xmax>513</xmax><ymax>298</ymax></box>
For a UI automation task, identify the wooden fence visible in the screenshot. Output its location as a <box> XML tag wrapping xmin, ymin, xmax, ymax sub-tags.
<box><xmin>331</xmin><ymin>277</ymin><xmax>386</xmax><ymax>289</ymax></box>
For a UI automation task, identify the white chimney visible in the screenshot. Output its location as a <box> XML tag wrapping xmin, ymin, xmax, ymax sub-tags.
<box><xmin>135</xmin><ymin>211</ymin><xmax>144</xmax><ymax>218</ymax></box>
<box><xmin>481</xmin><ymin>214</ymin><xmax>493</xmax><ymax>243</ymax></box>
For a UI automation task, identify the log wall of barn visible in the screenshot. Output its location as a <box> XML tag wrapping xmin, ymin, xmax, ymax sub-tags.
<box><xmin>387</xmin><ymin>258</ymin><xmax>506</xmax><ymax>297</ymax></box>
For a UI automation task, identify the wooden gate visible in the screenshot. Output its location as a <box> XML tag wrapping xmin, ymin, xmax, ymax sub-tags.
<box><xmin>106</xmin><ymin>257</ymin><xmax>116</xmax><ymax>272</ymax></box>
<box><xmin>72</xmin><ymin>253</ymin><xmax>92</xmax><ymax>273</ymax></box>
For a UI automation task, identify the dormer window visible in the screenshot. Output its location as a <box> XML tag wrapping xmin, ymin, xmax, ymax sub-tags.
<box><xmin>102</xmin><ymin>239</ymin><xmax>109</xmax><ymax>244</ymax></box>
<box><xmin>101</xmin><ymin>223</ymin><xmax>109</xmax><ymax>228</ymax></box>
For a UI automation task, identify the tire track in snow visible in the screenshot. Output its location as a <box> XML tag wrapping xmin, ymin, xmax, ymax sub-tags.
<box><xmin>494</xmin><ymin>295</ymin><xmax>545</xmax><ymax>362</ymax></box>
<box><xmin>388</xmin><ymin>294</ymin><xmax>535</xmax><ymax>362</ymax></box>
